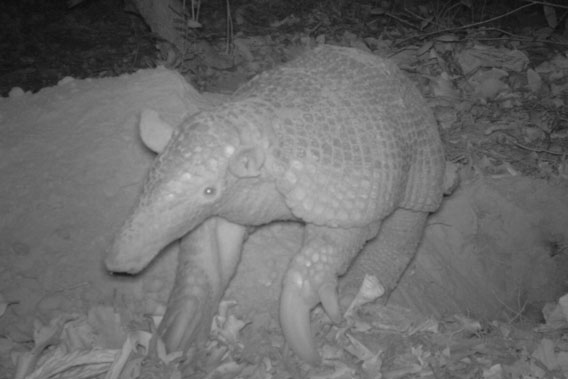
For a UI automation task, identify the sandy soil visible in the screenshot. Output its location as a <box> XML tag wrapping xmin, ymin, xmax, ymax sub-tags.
<box><xmin>1</xmin><ymin>67</ymin><xmax>567</xmax><ymax>377</ymax></box>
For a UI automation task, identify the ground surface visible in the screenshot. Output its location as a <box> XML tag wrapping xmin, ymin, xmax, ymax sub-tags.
<box><xmin>1</xmin><ymin>1</ymin><xmax>568</xmax><ymax>378</ymax></box>
<box><xmin>1</xmin><ymin>64</ymin><xmax>568</xmax><ymax>379</ymax></box>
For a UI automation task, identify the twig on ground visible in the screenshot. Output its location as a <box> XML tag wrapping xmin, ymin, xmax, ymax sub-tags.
<box><xmin>393</xmin><ymin>1</ymin><xmax>552</xmax><ymax>47</ymax></box>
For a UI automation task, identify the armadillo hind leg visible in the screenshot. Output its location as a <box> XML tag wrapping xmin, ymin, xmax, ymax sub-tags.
<box><xmin>341</xmin><ymin>208</ymin><xmax>429</xmax><ymax>304</ymax></box>
<box><xmin>279</xmin><ymin>223</ymin><xmax>379</xmax><ymax>364</ymax></box>
<box><xmin>158</xmin><ymin>217</ymin><xmax>246</xmax><ymax>358</ymax></box>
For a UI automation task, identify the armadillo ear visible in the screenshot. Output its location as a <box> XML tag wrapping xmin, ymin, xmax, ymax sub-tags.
<box><xmin>139</xmin><ymin>109</ymin><xmax>174</xmax><ymax>153</ymax></box>
<box><xmin>228</xmin><ymin>146</ymin><xmax>265</xmax><ymax>178</ymax></box>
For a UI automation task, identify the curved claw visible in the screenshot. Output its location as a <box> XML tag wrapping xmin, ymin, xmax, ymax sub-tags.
<box><xmin>159</xmin><ymin>296</ymin><xmax>208</xmax><ymax>354</ymax></box>
<box><xmin>319</xmin><ymin>283</ymin><xmax>341</xmax><ymax>324</ymax></box>
<box><xmin>280</xmin><ymin>271</ymin><xmax>321</xmax><ymax>364</ymax></box>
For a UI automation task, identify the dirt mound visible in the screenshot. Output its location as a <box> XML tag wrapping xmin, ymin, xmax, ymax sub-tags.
<box><xmin>1</xmin><ymin>68</ymin><xmax>567</xmax><ymax>377</ymax></box>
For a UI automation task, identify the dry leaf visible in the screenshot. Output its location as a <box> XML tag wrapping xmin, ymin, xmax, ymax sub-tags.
<box><xmin>105</xmin><ymin>334</ymin><xmax>137</xmax><ymax>379</ymax></box>
<box><xmin>558</xmin><ymin>159</ymin><xmax>568</xmax><ymax>179</ymax></box>
<box><xmin>453</xmin><ymin>315</ymin><xmax>482</xmax><ymax>333</ymax></box>
<box><xmin>470</xmin><ymin>69</ymin><xmax>510</xmax><ymax>101</ymax></box>
<box><xmin>62</xmin><ymin>318</ymin><xmax>95</xmax><ymax>351</ymax></box>
<box><xmin>343</xmin><ymin>274</ymin><xmax>384</xmax><ymax>320</ymax></box>
<box><xmin>87</xmin><ymin>305</ymin><xmax>126</xmax><ymax>349</ymax></box>
<box><xmin>25</xmin><ymin>349</ymin><xmax>115</xmax><ymax>379</ymax></box>
<box><xmin>186</xmin><ymin>19</ymin><xmax>202</xmax><ymax>28</ymax></box>
<box><xmin>430</xmin><ymin>72</ymin><xmax>460</xmax><ymax>100</ymax></box>
<box><xmin>483</xmin><ymin>364</ymin><xmax>503</xmax><ymax>379</ymax></box>
<box><xmin>532</xmin><ymin>338</ymin><xmax>558</xmax><ymax>370</ymax></box>
<box><xmin>526</xmin><ymin>69</ymin><xmax>542</xmax><ymax>93</ymax></box>
<box><xmin>311</xmin><ymin>360</ymin><xmax>357</xmax><ymax>379</ymax></box>
<box><xmin>543</xmin><ymin>5</ymin><xmax>558</xmax><ymax>28</ymax></box>
<box><xmin>342</xmin><ymin>333</ymin><xmax>376</xmax><ymax>361</ymax></box>
<box><xmin>458</xmin><ymin>46</ymin><xmax>529</xmax><ymax>74</ymax></box>
<box><xmin>35</xmin><ymin>314</ymin><xmax>78</xmax><ymax>350</ymax></box>
<box><xmin>214</xmin><ymin>315</ymin><xmax>247</xmax><ymax>346</ymax></box>
<box><xmin>559</xmin><ymin>293</ymin><xmax>568</xmax><ymax>320</ymax></box>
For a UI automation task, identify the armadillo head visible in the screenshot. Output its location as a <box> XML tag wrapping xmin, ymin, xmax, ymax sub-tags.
<box><xmin>105</xmin><ymin>105</ymin><xmax>269</xmax><ymax>274</ymax></box>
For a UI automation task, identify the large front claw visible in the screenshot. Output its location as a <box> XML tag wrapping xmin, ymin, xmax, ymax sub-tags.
<box><xmin>158</xmin><ymin>218</ymin><xmax>247</xmax><ymax>357</ymax></box>
<box><xmin>279</xmin><ymin>224</ymin><xmax>375</xmax><ymax>363</ymax></box>
<box><xmin>158</xmin><ymin>288</ymin><xmax>214</xmax><ymax>355</ymax></box>
<box><xmin>279</xmin><ymin>265</ymin><xmax>341</xmax><ymax>364</ymax></box>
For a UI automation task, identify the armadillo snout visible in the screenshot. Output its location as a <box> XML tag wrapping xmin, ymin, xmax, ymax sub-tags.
<box><xmin>104</xmin><ymin>240</ymin><xmax>147</xmax><ymax>274</ymax></box>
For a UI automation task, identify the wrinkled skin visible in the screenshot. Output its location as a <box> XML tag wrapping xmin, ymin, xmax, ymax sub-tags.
<box><xmin>105</xmin><ymin>45</ymin><xmax>445</xmax><ymax>364</ymax></box>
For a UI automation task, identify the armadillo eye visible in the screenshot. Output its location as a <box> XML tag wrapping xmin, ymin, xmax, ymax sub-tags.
<box><xmin>203</xmin><ymin>186</ymin><xmax>216</xmax><ymax>196</ymax></box>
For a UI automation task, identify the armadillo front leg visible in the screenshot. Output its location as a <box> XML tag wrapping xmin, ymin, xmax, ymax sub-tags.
<box><xmin>279</xmin><ymin>223</ymin><xmax>379</xmax><ymax>363</ymax></box>
<box><xmin>158</xmin><ymin>217</ymin><xmax>246</xmax><ymax>357</ymax></box>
